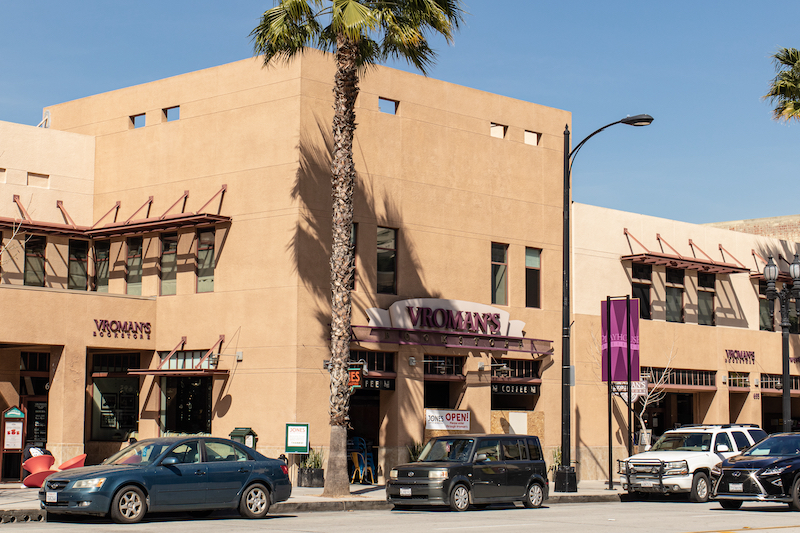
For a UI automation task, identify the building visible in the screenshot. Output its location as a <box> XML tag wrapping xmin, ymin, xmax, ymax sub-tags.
<box><xmin>0</xmin><ymin>52</ymin><xmax>567</xmax><ymax>481</ymax></box>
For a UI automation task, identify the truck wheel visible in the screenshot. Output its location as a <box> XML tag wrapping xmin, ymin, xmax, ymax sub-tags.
<box><xmin>449</xmin><ymin>484</ymin><xmax>470</xmax><ymax>512</ymax></box>
<box><xmin>719</xmin><ymin>500</ymin><xmax>742</xmax><ymax>510</ymax></box>
<box><xmin>690</xmin><ymin>472</ymin><xmax>710</xmax><ymax>503</ymax></box>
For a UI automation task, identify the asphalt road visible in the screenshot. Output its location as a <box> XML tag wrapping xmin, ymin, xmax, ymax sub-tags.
<box><xmin>12</xmin><ymin>500</ymin><xmax>800</xmax><ymax>532</ymax></box>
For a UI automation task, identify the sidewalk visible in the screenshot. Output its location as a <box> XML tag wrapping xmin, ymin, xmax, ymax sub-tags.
<box><xmin>0</xmin><ymin>480</ymin><xmax>624</xmax><ymax>522</ymax></box>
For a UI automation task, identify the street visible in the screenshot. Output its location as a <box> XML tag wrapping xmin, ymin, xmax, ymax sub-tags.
<box><xmin>9</xmin><ymin>500</ymin><xmax>800</xmax><ymax>533</ymax></box>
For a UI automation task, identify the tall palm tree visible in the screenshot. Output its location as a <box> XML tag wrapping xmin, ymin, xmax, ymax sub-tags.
<box><xmin>764</xmin><ymin>47</ymin><xmax>800</xmax><ymax>123</ymax></box>
<box><xmin>251</xmin><ymin>0</ymin><xmax>464</xmax><ymax>497</ymax></box>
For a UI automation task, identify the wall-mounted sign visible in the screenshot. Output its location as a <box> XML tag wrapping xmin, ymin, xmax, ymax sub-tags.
<box><xmin>93</xmin><ymin>320</ymin><xmax>151</xmax><ymax>340</ymax></box>
<box><xmin>285</xmin><ymin>423</ymin><xmax>309</xmax><ymax>454</ymax></box>
<box><xmin>361</xmin><ymin>378</ymin><xmax>395</xmax><ymax>391</ymax></box>
<box><xmin>425</xmin><ymin>409</ymin><xmax>470</xmax><ymax>431</ymax></box>
<box><xmin>725</xmin><ymin>350</ymin><xmax>755</xmax><ymax>364</ymax></box>
<box><xmin>4</xmin><ymin>421</ymin><xmax>22</xmax><ymax>450</ymax></box>
<box><xmin>347</xmin><ymin>368</ymin><xmax>362</xmax><ymax>388</ymax></box>
<box><xmin>491</xmin><ymin>383</ymin><xmax>537</xmax><ymax>395</ymax></box>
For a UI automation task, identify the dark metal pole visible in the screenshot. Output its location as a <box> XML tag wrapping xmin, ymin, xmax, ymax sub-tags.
<box><xmin>607</xmin><ymin>297</ymin><xmax>613</xmax><ymax>489</ymax></box>
<box><xmin>781</xmin><ymin>288</ymin><xmax>792</xmax><ymax>432</ymax></box>
<box><xmin>626</xmin><ymin>295</ymin><xmax>633</xmax><ymax>456</ymax></box>
<box><xmin>559</xmin><ymin>124</ymin><xmax>573</xmax><ymax>489</ymax></box>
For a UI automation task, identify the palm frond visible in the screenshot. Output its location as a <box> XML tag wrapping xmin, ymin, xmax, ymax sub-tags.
<box><xmin>250</xmin><ymin>0</ymin><xmax>327</xmax><ymax>65</ymax></box>
<box><xmin>764</xmin><ymin>47</ymin><xmax>800</xmax><ymax>123</ymax></box>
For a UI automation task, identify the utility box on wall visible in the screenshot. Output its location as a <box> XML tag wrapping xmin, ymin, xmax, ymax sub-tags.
<box><xmin>229</xmin><ymin>427</ymin><xmax>258</xmax><ymax>449</ymax></box>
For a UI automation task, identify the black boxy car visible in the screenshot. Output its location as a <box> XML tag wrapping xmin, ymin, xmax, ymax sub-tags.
<box><xmin>386</xmin><ymin>434</ymin><xmax>548</xmax><ymax>511</ymax></box>
<box><xmin>711</xmin><ymin>432</ymin><xmax>800</xmax><ymax>510</ymax></box>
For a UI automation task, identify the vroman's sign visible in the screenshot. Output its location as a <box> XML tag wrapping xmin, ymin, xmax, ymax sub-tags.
<box><xmin>725</xmin><ymin>349</ymin><xmax>754</xmax><ymax>364</ymax></box>
<box><xmin>352</xmin><ymin>299</ymin><xmax>552</xmax><ymax>355</ymax></box>
<box><xmin>93</xmin><ymin>320</ymin><xmax>152</xmax><ymax>340</ymax></box>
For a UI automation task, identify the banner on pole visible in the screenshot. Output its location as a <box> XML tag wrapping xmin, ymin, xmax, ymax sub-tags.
<box><xmin>601</xmin><ymin>299</ymin><xmax>640</xmax><ymax>382</ymax></box>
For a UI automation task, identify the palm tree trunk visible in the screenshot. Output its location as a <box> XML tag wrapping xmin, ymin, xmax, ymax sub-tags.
<box><xmin>322</xmin><ymin>36</ymin><xmax>359</xmax><ymax>498</ymax></box>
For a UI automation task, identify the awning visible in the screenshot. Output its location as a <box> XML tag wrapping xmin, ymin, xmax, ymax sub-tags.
<box><xmin>622</xmin><ymin>229</ymin><xmax>750</xmax><ymax>274</ymax></box>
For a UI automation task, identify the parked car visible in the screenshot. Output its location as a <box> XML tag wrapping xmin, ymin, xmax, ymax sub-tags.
<box><xmin>618</xmin><ymin>424</ymin><xmax>767</xmax><ymax>502</ymax></box>
<box><xmin>711</xmin><ymin>432</ymin><xmax>800</xmax><ymax>510</ymax></box>
<box><xmin>38</xmin><ymin>436</ymin><xmax>291</xmax><ymax>523</ymax></box>
<box><xmin>386</xmin><ymin>434</ymin><xmax>548</xmax><ymax>511</ymax></box>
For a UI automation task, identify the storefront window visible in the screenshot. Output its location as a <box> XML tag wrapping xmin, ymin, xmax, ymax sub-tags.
<box><xmin>68</xmin><ymin>240</ymin><xmax>89</xmax><ymax>290</ymax></box>
<box><xmin>94</xmin><ymin>241</ymin><xmax>110</xmax><ymax>292</ymax></box>
<box><xmin>162</xmin><ymin>376</ymin><xmax>212</xmax><ymax>435</ymax></box>
<box><xmin>161</xmin><ymin>233</ymin><xmax>178</xmax><ymax>296</ymax></box>
<box><xmin>91</xmin><ymin>353</ymin><xmax>140</xmax><ymax>442</ymax></box>
<box><xmin>24</xmin><ymin>236</ymin><xmax>46</xmax><ymax>287</ymax></box>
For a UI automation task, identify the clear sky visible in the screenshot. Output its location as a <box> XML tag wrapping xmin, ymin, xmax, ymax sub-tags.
<box><xmin>0</xmin><ymin>1</ymin><xmax>795</xmax><ymax>224</ymax></box>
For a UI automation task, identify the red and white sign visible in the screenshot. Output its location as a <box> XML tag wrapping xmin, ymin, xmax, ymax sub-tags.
<box><xmin>4</xmin><ymin>421</ymin><xmax>22</xmax><ymax>450</ymax></box>
<box><xmin>425</xmin><ymin>409</ymin><xmax>470</xmax><ymax>431</ymax></box>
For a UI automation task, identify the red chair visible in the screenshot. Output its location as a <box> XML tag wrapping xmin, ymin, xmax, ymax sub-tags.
<box><xmin>58</xmin><ymin>454</ymin><xmax>87</xmax><ymax>470</ymax></box>
<box><xmin>22</xmin><ymin>470</ymin><xmax>57</xmax><ymax>488</ymax></box>
<box><xmin>22</xmin><ymin>455</ymin><xmax>55</xmax><ymax>475</ymax></box>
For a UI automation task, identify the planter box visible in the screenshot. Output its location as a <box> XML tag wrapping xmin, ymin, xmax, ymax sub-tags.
<box><xmin>297</xmin><ymin>468</ymin><xmax>324</xmax><ymax>487</ymax></box>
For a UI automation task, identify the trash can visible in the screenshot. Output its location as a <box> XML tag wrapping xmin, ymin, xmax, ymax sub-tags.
<box><xmin>229</xmin><ymin>428</ymin><xmax>258</xmax><ymax>449</ymax></box>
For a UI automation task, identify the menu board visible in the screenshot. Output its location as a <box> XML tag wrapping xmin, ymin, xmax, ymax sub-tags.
<box><xmin>30</xmin><ymin>402</ymin><xmax>47</xmax><ymax>442</ymax></box>
<box><xmin>4</xmin><ymin>421</ymin><xmax>23</xmax><ymax>450</ymax></box>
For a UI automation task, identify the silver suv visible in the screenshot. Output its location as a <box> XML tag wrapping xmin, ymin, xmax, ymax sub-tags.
<box><xmin>618</xmin><ymin>424</ymin><xmax>767</xmax><ymax>502</ymax></box>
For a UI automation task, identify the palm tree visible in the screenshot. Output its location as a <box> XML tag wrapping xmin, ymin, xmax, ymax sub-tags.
<box><xmin>764</xmin><ymin>47</ymin><xmax>800</xmax><ymax>123</ymax></box>
<box><xmin>251</xmin><ymin>0</ymin><xmax>464</xmax><ymax>497</ymax></box>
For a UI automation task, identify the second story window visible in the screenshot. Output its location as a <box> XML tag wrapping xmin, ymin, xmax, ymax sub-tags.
<box><xmin>525</xmin><ymin>248</ymin><xmax>541</xmax><ymax>308</ymax></box>
<box><xmin>126</xmin><ymin>237</ymin><xmax>143</xmax><ymax>296</ymax></box>
<box><xmin>24</xmin><ymin>236</ymin><xmax>46</xmax><ymax>287</ymax></box>
<box><xmin>377</xmin><ymin>227</ymin><xmax>397</xmax><ymax>295</ymax></box>
<box><xmin>161</xmin><ymin>233</ymin><xmax>178</xmax><ymax>296</ymax></box>
<box><xmin>197</xmin><ymin>230</ymin><xmax>215</xmax><ymax>293</ymax></box>
<box><xmin>759</xmin><ymin>280</ymin><xmax>773</xmax><ymax>331</ymax></box>
<box><xmin>68</xmin><ymin>240</ymin><xmax>89</xmax><ymax>290</ymax></box>
<box><xmin>94</xmin><ymin>241</ymin><xmax>110</xmax><ymax>292</ymax></box>
<box><xmin>631</xmin><ymin>263</ymin><xmax>651</xmax><ymax>320</ymax></box>
<box><xmin>491</xmin><ymin>243</ymin><xmax>508</xmax><ymax>305</ymax></box>
<box><xmin>698</xmin><ymin>272</ymin><xmax>716</xmax><ymax>326</ymax></box>
<box><xmin>665</xmin><ymin>267</ymin><xmax>684</xmax><ymax>323</ymax></box>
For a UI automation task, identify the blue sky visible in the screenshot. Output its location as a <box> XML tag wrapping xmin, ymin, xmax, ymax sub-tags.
<box><xmin>0</xmin><ymin>1</ymin><xmax>796</xmax><ymax>224</ymax></box>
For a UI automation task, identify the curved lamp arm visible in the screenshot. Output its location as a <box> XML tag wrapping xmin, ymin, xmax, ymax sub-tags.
<box><xmin>568</xmin><ymin>114</ymin><xmax>653</xmax><ymax>171</ymax></box>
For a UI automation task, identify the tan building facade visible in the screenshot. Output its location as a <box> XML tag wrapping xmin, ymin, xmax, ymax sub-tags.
<box><xmin>0</xmin><ymin>53</ymin><xmax>568</xmax><ymax>482</ymax></box>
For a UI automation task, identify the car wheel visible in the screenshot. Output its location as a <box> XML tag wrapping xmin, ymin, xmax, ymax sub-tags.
<box><xmin>449</xmin><ymin>484</ymin><xmax>470</xmax><ymax>512</ymax></box>
<box><xmin>690</xmin><ymin>472</ymin><xmax>710</xmax><ymax>503</ymax></box>
<box><xmin>239</xmin><ymin>483</ymin><xmax>271</xmax><ymax>518</ymax></box>
<box><xmin>523</xmin><ymin>482</ymin><xmax>544</xmax><ymax>508</ymax></box>
<box><xmin>790</xmin><ymin>477</ymin><xmax>800</xmax><ymax>511</ymax></box>
<box><xmin>719</xmin><ymin>500</ymin><xmax>743</xmax><ymax>510</ymax></box>
<box><xmin>110</xmin><ymin>485</ymin><xmax>146</xmax><ymax>524</ymax></box>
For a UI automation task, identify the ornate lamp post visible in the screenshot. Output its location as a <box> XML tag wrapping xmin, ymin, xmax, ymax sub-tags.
<box><xmin>557</xmin><ymin>114</ymin><xmax>654</xmax><ymax>492</ymax></box>
<box><xmin>763</xmin><ymin>254</ymin><xmax>800</xmax><ymax>432</ymax></box>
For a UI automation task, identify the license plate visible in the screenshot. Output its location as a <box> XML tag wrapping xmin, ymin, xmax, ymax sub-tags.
<box><xmin>729</xmin><ymin>483</ymin><xmax>744</xmax><ymax>492</ymax></box>
<box><xmin>400</xmin><ymin>488</ymin><xmax>411</xmax><ymax>497</ymax></box>
<box><xmin>639</xmin><ymin>481</ymin><xmax>654</xmax><ymax>488</ymax></box>
<box><xmin>46</xmin><ymin>492</ymin><xmax>57</xmax><ymax>503</ymax></box>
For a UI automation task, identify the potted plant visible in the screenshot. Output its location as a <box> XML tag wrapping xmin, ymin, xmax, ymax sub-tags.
<box><xmin>548</xmin><ymin>447</ymin><xmax>562</xmax><ymax>482</ymax></box>
<box><xmin>406</xmin><ymin>441</ymin><xmax>425</xmax><ymax>462</ymax></box>
<box><xmin>297</xmin><ymin>448</ymin><xmax>324</xmax><ymax>487</ymax></box>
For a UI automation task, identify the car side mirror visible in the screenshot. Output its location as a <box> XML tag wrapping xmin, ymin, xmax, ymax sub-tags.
<box><xmin>161</xmin><ymin>457</ymin><xmax>179</xmax><ymax>466</ymax></box>
<box><xmin>716</xmin><ymin>444</ymin><xmax>730</xmax><ymax>453</ymax></box>
<box><xmin>475</xmin><ymin>453</ymin><xmax>487</xmax><ymax>463</ymax></box>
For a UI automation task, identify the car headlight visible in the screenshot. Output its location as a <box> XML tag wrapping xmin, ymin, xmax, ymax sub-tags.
<box><xmin>663</xmin><ymin>461</ymin><xmax>689</xmax><ymax>475</ymax></box>
<box><xmin>428</xmin><ymin>470</ymin><xmax>449</xmax><ymax>480</ymax></box>
<box><xmin>711</xmin><ymin>462</ymin><xmax>722</xmax><ymax>477</ymax></box>
<box><xmin>72</xmin><ymin>478</ymin><xmax>106</xmax><ymax>489</ymax></box>
<box><xmin>389</xmin><ymin>469</ymin><xmax>398</xmax><ymax>480</ymax></box>
<box><xmin>761</xmin><ymin>465</ymin><xmax>790</xmax><ymax>476</ymax></box>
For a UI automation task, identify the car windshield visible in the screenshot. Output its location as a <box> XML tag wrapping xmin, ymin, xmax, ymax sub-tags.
<box><xmin>417</xmin><ymin>438</ymin><xmax>474</xmax><ymax>462</ymax></box>
<box><xmin>104</xmin><ymin>441</ymin><xmax>172</xmax><ymax>466</ymax></box>
<box><xmin>650</xmin><ymin>432</ymin><xmax>712</xmax><ymax>452</ymax></box>
<box><xmin>745</xmin><ymin>435</ymin><xmax>800</xmax><ymax>457</ymax></box>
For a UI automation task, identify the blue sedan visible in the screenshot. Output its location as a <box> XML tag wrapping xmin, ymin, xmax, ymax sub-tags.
<box><xmin>38</xmin><ymin>437</ymin><xmax>291</xmax><ymax>523</ymax></box>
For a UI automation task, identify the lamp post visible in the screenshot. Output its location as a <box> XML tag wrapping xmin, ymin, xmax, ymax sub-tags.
<box><xmin>763</xmin><ymin>254</ymin><xmax>800</xmax><ymax>433</ymax></box>
<box><xmin>557</xmin><ymin>114</ymin><xmax>654</xmax><ymax>493</ymax></box>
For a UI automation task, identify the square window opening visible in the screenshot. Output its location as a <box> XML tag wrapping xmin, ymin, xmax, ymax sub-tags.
<box><xmin>378</xmin><ymin>97</ymin><xmax>398</xmax><ymax>115</ymax></box>
<box><xmin>524</xmin><ymin>130</ymin><xmax>541</xmax><ymax>146</ymax></box>
<box><xmin>163</xmin><ymin>106</ymin><xmax>180</xmax><ymax>122</ymax></box>
<box><xmin>490</xmin><ymin>122</ymin><xmax>508</xmax><ymax>139</ymax></box>
<box><xmin>130</xmin><ymin>114</ymin><xmax>146</xmax><ymax>128</ymax></box>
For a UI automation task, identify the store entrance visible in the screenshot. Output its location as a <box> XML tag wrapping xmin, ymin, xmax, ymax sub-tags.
<box><xmin>644</xmin><ymin>392</ymin><xmax>694</xmax><ymax>437</ymax></box>
<box><xmin>348</xmin><ymin>389</ymin><xmax>380</xmax><ymax>480</ymax></box>
<box><xmin>760</xmin><ymin>395</ymin><xmax>800</xmax><ymax>433</ymax></box>
<box><xmin>161</xmin><ymin>377</ymin><xmax>212</xmax><ymax>434</ymax></box>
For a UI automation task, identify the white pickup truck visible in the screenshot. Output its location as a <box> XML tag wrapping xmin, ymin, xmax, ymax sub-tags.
<box><xmin>618</xmin><ymin>424</ymin><xmax>767</xmax><ymax>502</ymax></box>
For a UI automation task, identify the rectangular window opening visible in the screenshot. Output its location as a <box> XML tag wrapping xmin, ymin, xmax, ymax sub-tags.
<box><xmin>490</xmin><ymin>122</ymin><xmax>508</xmax><ymax>139</ymax></box>
<box><xmin>23</xmin><ymin>235</ymin><xmax>46</xmax><ymax>287</ymax></box>
<box><xmin>491</xmin><ymin>243</ymin><xmax>508</xmax><ymax>306</ymax></box>
<box><xmin>163</xmin><ymin>106</ymin><xmax>180</xmax><ymax>122</ymax></box>
<box><xmin>27</xmin><ymin>172</ymin><xmax>49</xmax><ymax>188</ymax></box>
<box><xmin>68</xmin><ymin>240</ymin><xmax>89</xmax><ymax>291</ymax></box>
<box><xmin>524</xmin><ymin>130</ymin><xmax>541</xmax><ymax>146</ymax></box>
<box><xmin>632</xmin><ymin>282</ymin><xmax>651</xmax><ymax>320</ymax></box>
<box><xmin>525</xmin><ymin>247</ymin><xmax>541</xmax><ymax>308</ymax></box>
<box><xmin>197</xmin><ymin>229</ymin><xmax>215</xmax><ymax>293</ymax></box>
<box><xmin>161</xmin><ymin>233</ymin><xmax>178</xmax><ymax>296</ymax></box>
<box><xmin>126</xmin><ymin>237</ymin><xmax>143</xmax><ymax>296</ymax></box>
<box><xmin>94</xmin><ymin>241</ymin><xmax>110</xmax><ymax>293</ymax></box>
<box><xmin>377</xmin><ymin>227</ymin><xmax>397</xmax><ymax>295</ymax></box>
<box><xmin>378</xmin><ymin>97</ymin><xmax>398</xmax><ymax>115</ymax></box>
<box><xmin>130</xmin><ymin>114</ymin><xmax>146</xmax><ymax>128</ymax></box>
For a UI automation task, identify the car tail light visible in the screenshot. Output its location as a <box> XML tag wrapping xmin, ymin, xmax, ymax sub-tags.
<box><xmin>281</xmin><ymin>465</ymin><xmax>289</xmax><ymax>476</ymax></box>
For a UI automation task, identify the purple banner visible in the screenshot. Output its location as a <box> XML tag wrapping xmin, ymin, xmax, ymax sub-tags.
<box><xmin>601</xmin><ymin>299</ymin><xmax>640</xmax><ymax>382</ymax></box>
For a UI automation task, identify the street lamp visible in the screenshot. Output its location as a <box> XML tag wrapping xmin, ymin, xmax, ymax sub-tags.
<box><xmin>557</xmin><ymin>114</ymin><xmax>654</xmax><ymax>493</ymax></box>
<box><xmin>763</xmin><ymin>254</ymin><xmax>800</xmax><ymax>433</ymax></box>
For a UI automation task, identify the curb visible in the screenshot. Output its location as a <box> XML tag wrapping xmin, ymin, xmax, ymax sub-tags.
<box><xmin>274</xmin><ymin>500</ymin><xmax>393</xmax><ymax>513</ymax></box>
<box><xmin>0</xmin><ymin>510</ymin><xmax>46</xmax><ymax>523</ymax></box>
